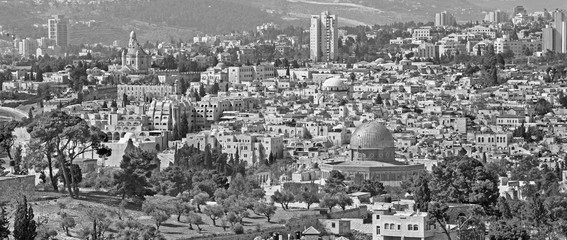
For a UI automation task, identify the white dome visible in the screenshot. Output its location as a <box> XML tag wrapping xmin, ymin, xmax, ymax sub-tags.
<box><xmin>322</xmin><ymin>77</ymin><xmax>345</xmax><ymax>88</ymax></box>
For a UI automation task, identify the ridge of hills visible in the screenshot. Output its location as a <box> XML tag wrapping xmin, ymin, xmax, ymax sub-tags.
<box><xmin>1</xmin><ymin>0</ymin><xmax>566</xmax><ymax>45</ymax></box>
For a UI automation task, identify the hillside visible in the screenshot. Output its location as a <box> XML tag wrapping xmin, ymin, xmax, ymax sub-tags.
<box><xmin>0</xmin><ymin>0</ymin><xmax>281</xmax><ymax>45</ymax></box>
<box><xmin>1</xmin><ymin>0</ymin><xmax>565</xmax><ymax>45</ymax></box>
<box><xmin>466</xmin><ymin>0</ymin><xmax>567</xmax><ymax>12</ymax></box>
<box><xmin>238</xmin><ymin>0</ymin><xmax>485</xmax><ymax>26</ymax></box>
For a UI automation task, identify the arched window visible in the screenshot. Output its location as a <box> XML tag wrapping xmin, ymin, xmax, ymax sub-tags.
<box><xmin>413</xmin><ymin>224</ymin><xmax>418</xmax><ymax>231</ymax></box>
<box><xmin>408</xmin><ymin>225</ymin><xmax>413</xmax><ymax>230</ymax></box>
<box><xmin>384</xmin><ymin>223</ymin><xmax>388</xmax><ymax>229</ymax></box>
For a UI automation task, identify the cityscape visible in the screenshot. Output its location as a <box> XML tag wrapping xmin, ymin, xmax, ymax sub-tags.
<box><xmin>1</xmin><ymin>1</ymin><xmax>567</xmax><ymax>240</ymax></box>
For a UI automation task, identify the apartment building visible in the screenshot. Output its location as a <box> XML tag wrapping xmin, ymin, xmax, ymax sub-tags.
<box><xmin>310</xmin><ymin>11</ymin><xmax>338</xmax><ymax>62</ymax></box>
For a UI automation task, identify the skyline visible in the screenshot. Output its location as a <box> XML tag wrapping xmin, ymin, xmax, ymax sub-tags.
<box><xmin>2</xmin><ymin>1</ymin><xmax>567</xmax><ymax>240</ymax></box>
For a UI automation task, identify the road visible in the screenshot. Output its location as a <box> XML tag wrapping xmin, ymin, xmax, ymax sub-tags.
<box><xmin>287</xmin><ymin>12</ymin><xmax>371</xmax><ymax>27</ymax></box>
<box><xmin>0</xmin><ymin>106</ymin><xmax>27</xmax><ymax>120</ymax></box>
<box><xmin>286</xmin><ymin>0</ymin><xmax>384</xmax><ymax>13</ymax></box>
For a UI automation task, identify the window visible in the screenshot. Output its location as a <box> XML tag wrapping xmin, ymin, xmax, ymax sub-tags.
<box><xmin>376</xmin><ymin>226</ymin><xmax>380</xmax><ymax>234</ymax></box>
<box><xmin>397</xmin><ymin>225</ymin><xmax>401</xmax><ymax>230</ymax></box>
<box><xmin>376</xmin><ymin>215</ymin><xmax>380</xmax><ymax>220</ymax></box>
<box><xmin>408</xmin><ymin>225</ymin><xmax>413</xmax><ymax>230</ymax></box>
<box><xmin>384</xmin><ymin>224</ymin><xmax>388</xmax><ymax>229</ymax></box>
<box><xmin>414</xmin><ymin>225</ymin><xmax>419</xmax><ymax>231</ymax></box>
<box><xmin>331</xmin><ymin>223</ymin><xmax>336</xmax><ymax>228</ymax></box>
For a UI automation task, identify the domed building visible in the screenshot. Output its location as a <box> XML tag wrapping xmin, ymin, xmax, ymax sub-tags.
<box><xmin>315</xmin><ymin>77</ymin><xmax>350</xmax><ymax>105</ymax></box>
<box><xmin>321</xmin><ymin>120</ymin><xmax>424</xmax><ymax>186</ymax></box>
<box><xmin>350</xmin><ymin>121</ymin><xmax>395</xmax><ymax>162</ymax></box>
<box><xmin>121</xmin><ymin>31</ymin><xmax>151</xmax><ymax>72</ymax></box>
<box><xmin>321</xmin><ymin>77</ymin><xmax>348</xmax><ymax>92</ymax></box>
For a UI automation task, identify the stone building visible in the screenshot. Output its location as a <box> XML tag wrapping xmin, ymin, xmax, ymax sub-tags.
<box><xmin>121</xmin><ymin>31</ymin><xmax>151</xmax><ymax>72</ymax></box>
<box><xmin>321</xmin><ymin>120</ymin><xmax>424</xmax><ymax>186</ymax></box>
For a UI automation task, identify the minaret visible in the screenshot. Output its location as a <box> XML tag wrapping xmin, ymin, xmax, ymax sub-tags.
<box><xmin>135</xmin><ymin>50</ymin><xmax>140</xmax><ymax>70</ymax></box>
<box><xmin>121</xmin><ymin>49</ymin><xmax>126</xmax><ymax>67</ymax></box>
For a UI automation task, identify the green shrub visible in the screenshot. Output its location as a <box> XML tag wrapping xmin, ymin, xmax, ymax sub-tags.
<box><xmin>232</xmin><ymin>223</ymin><xmax>244</xmax><ymax>234</ymax></box>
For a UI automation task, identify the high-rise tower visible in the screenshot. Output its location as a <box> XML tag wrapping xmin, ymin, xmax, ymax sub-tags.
<box><xmin>435</xmin><ymin>11</ymin><xmax>456</xmax><ymax>27</ymax></box>
<box><xmin>543</xmin><ymin>10</ymin><xmax>567</xmax><ymax>53</ymax></box>
<box><xmin>48</xmin><ymin>15</ymin><xmax>69</xmax><ymax>46</ymax></box>
<box><xmin>310</xmin><ymin>11</ymin><xmax>338</xmax><ymax>62</ymax></box>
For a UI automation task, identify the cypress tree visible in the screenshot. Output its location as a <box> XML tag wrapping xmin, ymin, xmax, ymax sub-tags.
<box><xmin>0</xmin><ymin>206</ymin><xmax>9</xmax><ymax>239</ymax></box>
<box><xmin>204</xmin><ymin>144</ymin><xmax>212</xmax><ymax>169</ymax></box>
<box><xmin>179</xmin><ymin>114</ymin><xmax>189</xmax><ymax>137</ymax></box>
<box><xmin>13</xmin><ymin>197</ymin><xmax>37</xmax><ymax>240</ymax></box>
<box><xmin>172</xmin><ymin>124</ymin><xmax>180</xmax><ymax>140</ymax></box>
<box><xmin>234</xmin><ymin>148</ymin><xmax>240</xmax><ymax>167</ymax></box>
<box><xmin>210</xmin><ymin>82</ymin><xmax>220</xmax><ymax>95</ymax></box>
<box><xmin>198</xmin><ymin>84</ymin><xmax>206</xmax><ymax>98</ymax></box>
<box><xmin>268</xmin><ymin>152</ymin><xmax>275</xmax><ymax>165</ymax></box>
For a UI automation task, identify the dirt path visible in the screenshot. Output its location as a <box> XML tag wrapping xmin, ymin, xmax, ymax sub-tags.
<box><xmin>286</xmin><ymin>0</ymin><xmax>384</xmax><ymax>13</ymax></box>
<box><xmin>286</xmin><ymin>12</ymin><xmax>371</xmax><ymax>26</ymax></box>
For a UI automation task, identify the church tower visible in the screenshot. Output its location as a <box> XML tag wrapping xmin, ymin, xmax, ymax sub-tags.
<box><xmin>122</xmin><ymin>31</ymin><xmax>151</xmax><ymax>72</ymax></box>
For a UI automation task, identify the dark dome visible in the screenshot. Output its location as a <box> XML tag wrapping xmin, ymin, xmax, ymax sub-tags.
<box><xmin>350</xmin><ymin>121</ymin><xmax>394</xmax><ymax>149</ymax></box>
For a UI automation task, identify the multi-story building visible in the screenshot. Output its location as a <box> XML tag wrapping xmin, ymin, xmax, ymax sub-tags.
<box><xmin>372</xmin><ymin>203</ymin><xmax>448</xmax><ymax>240</ymax></box>
<box><xmin>414</xmin><ymin>43</ymin><xmax>439</xmax><ymax>59</ymax></box>
<box><xmin>253</xmin><ymin>65</ymin><xmax>277</xmax><ymax>80</ymax></box>
<box><xmin>475</xmin><ymin>133</ymin><xmax>513</xmax><ymax>152</ymax></box>
<box><xmin>467</xmin><ymin>26</ymin><xmax>497</xmax><ymax>39</ymax></box>
<box><xmin>228</xmin><ymin>66</ymin><xmax>255</xmax><ymax>84</ymax></box>
<box><xmin>434</xmin><ymin>11</ymin><xmax>456</xmax><ymax>27</ymax></box>
<box><xmin>16</xmin><ymin>38</ymin><xmax>37</xmax><ymax>58</ymax></box>
<box><xmin>145</xmin><ymin>99</ymin><xmax>192</xmax><ymax>132</ymax></box>
<box><xmin>495</xmin><ymin>115</ymin><xmax>525</xmax><ymax>126</ymax></box>
<box><xmin>117</xmin><ymin>81</ymin><xmax>181</xmax><ymax>103</ymax></box>
<box><xmin>217</xmin><ymin>133</ymin><xmax>284</xmax><ymax>166</ymax></box>
<box><xmin>48</xmin><ymin>15</ymin><xmax>69</xmax><ymax>46</ymax></box>
<box><xmin>200</xmin><ymin>64</ymin><xmax>229</xmax><ymax>85</ymax></box>
<box><xmin>184</xmin><ymin>131</ymin><xmax>284</xmax><ymax>166</ymax></box>
<box><xmin>493</xmin><ymin>37</ymin><xmax>542</xmax><ymax>56</ymax></box>
<box><xmin>2</xmin><ymin>80</ymin><xmax>50</xmax><ymax>92</ymax></box>
<box><xmin>484</xmin><ymin>10</ymin><xmax>509</xmax><ymax>24</ymax></box>
<box><xmin>553</xmin><ymin>10</ymin><xmax>566</xmax><ymax>53</ymax></box>
<box><xmin>522</xmin><ymin>39</ymin><xmax>542</xmax><ymax>55</ymax></box>
<box><xmin>438</xmin><ymin>41</ymin><xmax>466</xmax><ymax>56</ymax></box>
<box><xmin>439</xmin><ymin>116</ymin><xmax>467</xmax><ymax>133</ymax></box>
<box><xmin>42</xmin><ymin>71</ymin><xmax>69</xmax><ymax>83</ymax></box>
<box><xmin>543</xmin><ymin>10</ymin><xmax>567</xmax><ymax>53</ymax></box>
<box><xmin>310</xmin><ymin>11</ymin><xmax>338</xmax><ymax>62</ymax></box>
<box><xmin>543</xmin><ymin>25</ymin><xmax>555</xmax><ymax>52</ymax></box>
<box><xmin>494</xmin><ymin>35</ymin><xmax>523</xmax><ymax>56</ymax></box>
<box><xmin>411</xmin><ymin>27</ymin><xmax>432</xmax><ymax>40</ymax></box>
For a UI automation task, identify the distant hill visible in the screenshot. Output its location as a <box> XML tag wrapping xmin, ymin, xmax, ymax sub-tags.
<box><xmin>0</xmin><ymin>0</ymin><xmax>282</xmax><ymax>45</ymax></box>
<box><xmin>95</xmin><ymin>0</ymin><xmax>279</xmax><ymax>34</ymax></box>
<box><xmin>1</xmin><ymin>0</ymin><xmax>566</xmax><ymax>45</ymax></box>
<box><xmin>466</xmin><ymin>0</ymin><xmax>567</xmax><ymax>12</ymax></box>
<box><xmin>237</xmin><ymin>0</ymin><xmax>485</xmax><ymax>26</ymax></box>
